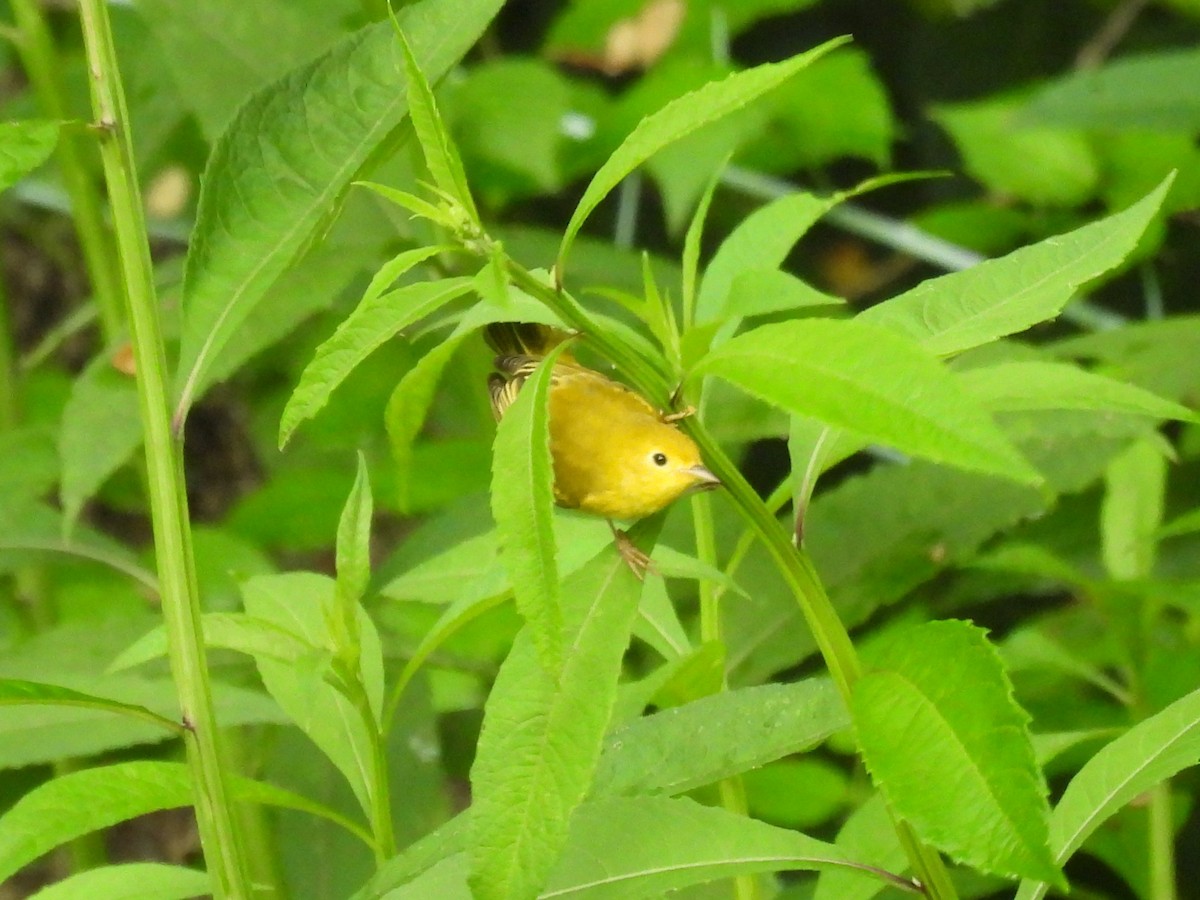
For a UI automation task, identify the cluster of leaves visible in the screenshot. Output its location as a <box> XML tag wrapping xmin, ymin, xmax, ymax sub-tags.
<box><xmin>2</xmin><ymin>0</ymin><xmax>1200</xmax><ymax>898</ymax></box>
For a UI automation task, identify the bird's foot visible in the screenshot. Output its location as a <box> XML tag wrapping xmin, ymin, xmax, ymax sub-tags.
<box><xmin>609</xmin><ymin>521</ymin><xmax>657</xmax><ymax>580</ymax></box>
<box><xmin>661</xmin><ymin>405</ymin><xmax>696</xmax><ymax>424</ymax></box>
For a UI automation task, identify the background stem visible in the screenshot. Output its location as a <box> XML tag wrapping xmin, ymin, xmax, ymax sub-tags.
<box><xmin>10</xmin><ymin>0</ymin><xmax>125</xmax><ymax>343</ymax></box>
<box><xmin>76</xmin><ymin>1</ymin><xmax>252</xmax><ymax>895</ymax></box>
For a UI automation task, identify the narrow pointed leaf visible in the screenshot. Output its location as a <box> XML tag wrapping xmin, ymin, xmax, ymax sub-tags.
<box><xmin>398</xmin><ymin>31</ymin><xmax>477</xmax><ymax>222</ymax></box>
<box><xmin>279</xmin><ymin>275</ymin><xmax>473</xmax><ymax>445</ymax></box>
<box><xmin>108</xmin><ymin>613</ymin><xmax>318</xmax><ymax>672</ymax></box>
<box><xmin>541</xmin><ymin>796</ymin><xmax>890</xmax><ymax>899</ymax></box>
<box><xmin>27</xmin><ymin>863</ymin><xmax>211</xmax><ymax>900</ymax></box>
<box><xmin>1016</xmin><ymin>686</ymin><xmax>1200</xmax><ymax>900</ymax></box>
<box><xmin>0</xmin><ymin>762</ymin><xmax>194</xmax><ymax>883</ymax></box>
<box><xmin>336</xmin><ymin>453</ymin><xmax>374</xmax><ymax>609</ymax></box>
<box><xmin>174</xmin><ymin>0</ymin><xmax>503</xmax><ymax>418</ymax></box>
<box><xmin>692</xmin><ymin>318</ymin><xmax>1040</xmax><ymax>483</ymax></box>
<box><xmin>469</xmin><ymin>548</ymin><xmax>644</xmax><ymax>900</ymax></box>
<box><xmin>859</xmin><ymin>178</ymin><xmax>1170</xmax><ymax>357</ymax></box>
<box><xmin>852</xmin><ymin>620</ymin><xmax>1060</xmax><ymax>884</ymax></box>
<box><xmin>0</xmin><ymin>679</ymin><xmax>181</xmax><ymax>734</ymax></box>
<box><xmin>490</xmin><ymin>342</ymin><xmax>568</xmax><ymax>676</ymax></box>
<box><xmin>592</xmin><ymin>678</ymin><xmax>847</xmax><ymax>798</ymax></box>
<box><xmin>959</xmin><ymin>360</ymin><xmax>1198</xmax><ymax>420</ymax></box>
<box><xmin>557</xmin><ymin>38</ymin><xmax>847</xmax><ymax>276</ymax></box>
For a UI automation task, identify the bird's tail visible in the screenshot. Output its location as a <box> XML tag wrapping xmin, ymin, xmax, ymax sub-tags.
<box><xmin>483</xmin><ymin>322</ymin><xmax>571</xmax><ymax>359</ymax></box>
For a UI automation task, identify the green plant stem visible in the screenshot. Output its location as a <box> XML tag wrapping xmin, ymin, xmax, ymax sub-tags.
<box><xmin>9</xmin><ymin>0</ymin><xmax>125</xmax><ymax>343</ymax></box>
<box><xmin>505</xmin><ymin>261</ymin><xmax>956</xmax><ymax>897</ymax></box>
<box><xmin>1148</xmin><ymin>783</ymin><xmax>1177</xmax><ymax>900</ymax></box>
<box><xmin>76</xmin><ymin>2</ymin><xmax>252</xmax><ymax>897</ymax></box>
<box><xmin>0</xmin><ymin>283</ymin><xmax>18</xmax><ymax>430</ymax></box>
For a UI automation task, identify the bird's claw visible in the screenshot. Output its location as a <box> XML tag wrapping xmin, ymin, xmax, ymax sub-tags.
<box><xmin>610</xmin><ymin>523</ymin><xmax>658</xmax><ymax>580</ymax></box>
<box><xmin>661</xmin><ymin>405</ymin><xmax>696</xmax><ymax>424</ymax></box>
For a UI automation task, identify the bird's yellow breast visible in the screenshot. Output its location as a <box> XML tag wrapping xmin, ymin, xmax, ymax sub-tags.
<box><xmin>547</xmin><ymin>369</ymin><xmax>709</xmax><ymax>520</ymax></box>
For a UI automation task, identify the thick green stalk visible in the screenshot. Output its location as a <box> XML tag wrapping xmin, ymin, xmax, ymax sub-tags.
<box><xmin>76</xmin><ymin>2</ymin><xmax>251</xmax><ymax>896</ymax></box>
<box><xmin>10</xmin><ymin>0</ymin><xmax>125</xmax><ymax>342</ymax></box>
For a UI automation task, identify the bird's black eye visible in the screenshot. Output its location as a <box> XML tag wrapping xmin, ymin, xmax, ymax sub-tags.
<box><xmin>652</xmin><ymin>452</ymin><xmax>668</xmax><ymax>466</ymax></box>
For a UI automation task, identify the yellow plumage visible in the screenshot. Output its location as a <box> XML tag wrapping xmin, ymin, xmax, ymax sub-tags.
<box><xmin>485</xmin><ymin>322</ymin><xmax>719</xmax><ymax>522</ymax></box>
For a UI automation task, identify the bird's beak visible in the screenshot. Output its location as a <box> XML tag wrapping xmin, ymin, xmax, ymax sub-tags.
<box><xmin>686</xmin><ymin>465</ymin><xmax>722</xmax><ymax>491</ymax></box>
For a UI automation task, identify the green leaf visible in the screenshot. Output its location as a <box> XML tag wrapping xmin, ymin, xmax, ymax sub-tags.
<box><xmin>0</xmin><ymin>120</ymin><xmax>59</xmax><ymax>193</ymax></box>
<box><xmin>174</xmin><ymin>0</ymin><xmax>503</xmax><ymax>419</ymax></box>
<box><xmin>279</xmin><ymin>274</ymin><xmax>473</xmax><ymax>446</ymax></box>
<box><xmin>1101</xmin><ymin>436</ymin><xmax>1167</xmax><ymax>581</ymax></box>
<box><xmin>0</xmin><ymin>679</ymin><xmax>181</xmax><ymax>735</ymax></box>
<box><xmin>541</xmin><ymin>795</ymin><xmax>881</xmax><ymax>899</ymax></box>
<box><xmin>108</xmin><ymin>612</ymin><xmax>318</xmax><ymax>672</ymax></box>
<box><xmin>468</xmin><ymin>546</ymin><xmax>644</xmax><ymax>900</ymax></box>
<box><xmin>241</xmin><ymin>572</ymin><xmax>383</xmax><ymax>815</ymax></box>
<box><xmin>724</xmin><ymin>269</ymin><xmax>845</xmax><ymax>320</ymax></box>
<box><xmin>631</xmin><ymin>576</ymin><xmax>691</xmax><ymax>661</ymax></box>
<box><xmin>814</xmin><ymin>794</ymin><xmax>908</xmax><ymax>900</ymax></box>
<box><xmin>398</xmin><ymin>29</ymin><xmax>478</xmax><ymax>223</ymax></box>
<box><xmin>592</xmin><ymin>678</ymin><xmax>848</xmax><ymax>797</ymax></box>
<box><xmin>26</xmin><ymin>863</ymin><xmax>211</xmax><ymax>900</ymax></box>
<box><xmin>957</xmin><ymin>360</ymin><xmax>1199</xmax><ymax>420</ymax></box>
<box><xmin>1019</xmin><ymin>47</ymin><xmax>1200</xmax><ymax>132</ymax></box>
<box><xmin>336</xmin><ymin>453</ymin><xmax>375</xmax><ymax>609</ymax></box>
<box><xmin>490</xmin><ymin>342</ymin><xmax>568</xmax><ymax>676</ymax></box>
<box><xmin>858</xmin><ymin>178</ymin><xmax>1171</xmax><ymax>357</ymax></box>
<box><xmin>1016</xmin><ymin>686</ymin><xmax>1200</xmax><ymax>900</ymax></box>
<box><xmin>852</xmin><ymin>620</ymin><xmax>1060</xmax><ymax>884</ymax></box>
<box><xmin>934</xmin><ymin>97</ymin><xmax>1099</xmax><ymax>205</ymax></box>
<box><xmin>695</xmin><ymin>190</ymin><xmax>837</xmax><ymax>323</ymax></box>
<box><xmin>557</xmin><ymin>37</ymin><xmax>848</xmax><ymax>277</ymax></box>
<box><xmin>133</xmin><ymin>0</ymin><xmax>347</xmax><ymax>141</ymax></box>
<box><xmin>1161</xmin><ymin>507</ymin><xmax>1200</xmax><ymax>539</ymax></box>
<box><xmin>58</xmin><ymin>355</ymin><xmax>141</xmax><ymax>530</ymax></box>
<box><xmin>0</xmin><ymin>761</ymin><xmax>193</xmax><ymax>883</ymax></box>
<box><xmin>692</xmin><ymin>318</ymin><xmax>1039</xmax><ymax>483</ymax></box>
<box><xmin>0</xmin><ymin>426</ymin><xmax>58</xmax><ymax>504</ymax></box>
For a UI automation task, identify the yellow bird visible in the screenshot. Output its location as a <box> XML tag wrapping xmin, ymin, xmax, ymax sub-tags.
<box><xmin>486</xmin><ymin>322</ymin><xmax>720</xmax><ymax>569</ymax></box>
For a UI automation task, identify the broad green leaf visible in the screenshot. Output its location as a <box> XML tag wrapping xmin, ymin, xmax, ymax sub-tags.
<box><xmin>279</xmin><ymin>275</ymin><xmax>473</xmax><ymax>445</ymax></box>
<box><xmin>591</xmin><ymin>678</ymin><xmax>847</xmax><ymax>797</ymax></box>
<box><xmin>0</xmin><ymin>761</ymin><xmax>193</xmax><ymax>883</ymax></box>
<box><xmin>381</xmin><ymin>532</ymin><xmax>505</xmax><ymax>603</ymax></box>
<box><xmin>740</xmin><ymin>48</ymin><xmax>895</xmax><ymax>173</ymax></box>
<box><xmin>691</xmin><ymin>318</ymin><xmax>1039</xmax><ymax>483</ymax></box>
<box><xmin>958</xmin><ymin>361</ymin><xmax>1198</xmax><ymax>420</ymax></box>
<box><xmin>398</xmin><ymin>31</ymin><xmax>478</xmax><ymax>222</ymax></box>
<box><xmin>133</xmin><ymin>0</ymin><xmax>347</xmax><ymax>141</ymax></box>
<box><xmin>557</xmin><ymin>37</ymin><xmax>847</xmax><ymax>276</ymax></box>
<box><xmin>814</xmin><ymin>794</ymin><xmax>908</xmax><ymax>900</ymax></box>
<box><xmin>174</xmin><ymin>0</ymin><xmax>503</xmax><ymax>419</ymax></box>
<box><xmin>0</xmin><ymin>120</ymin><xmax>59</xmax><ymax>193</ymax></box>
<box><xmin>1101</xmin><ymin>436</ymin><xmax>1166</xmax><ymax>580</ymax></box>
<box><xmin>652</xmin><ymin>545</ymin><xmax>748</xmax><ymax>598</ymax></box>
<box><xmin>242</xmin><ymin>572</ymin><xmax>383</xmax><ymax>815</ymax></box>
<box><xmin>0</xmin><ymin>679</ymin><xmax>181</xmax><ymax>735</ymax></box>
<box><xmin>381</xmin><ymin>854</ymin><xmax>471</xmax><ymax>899</ymax></box>
<box><xmin>28</xmin><ymin>863</ymin><xmax>211</xmax><ymax>900</ymax></box>
<box><xmin>934</xmin><ymin>97</ymin><xmax>1099</xmax><ymax>205</ymax></box>
<box><xmin>490</xmin><ymin>342</ymin><xmax>568</xmax><ymax>676</ymax></box>
<box><xmin>1016</xmin><ymin>686</ymin><xmax>1200</xmax><ymax>900</ymax></box>
<box><xmin>336</xmin><ymin>453</ymin><xmax>375</xmax><ymax>610</ymax></box>
<box><xmin>0</xmin><ymin>426</ymin><xmax>58</xmax><ymax>504</ymax></box>
<box><xmin>541</xmin><ymin>795</ymin><xmax>883</xmax><ymax>899</ymax></box>
<box><xmin>468</xmin><ymin>545</ymin><xmax>644</xmax><ymax>900</ymax></box>
<box><xmin>724</xmin><ymin>269</ymin><xmax>845</xmax><ymax>320</ymax></box>
<box><xmin>852</xmin><ymin>620</ymin><xmax>1060</xmax><ymax>884</ymax></box>
<box><xmin>1019</xmin><ymin>48</ymin><xmax>1200</xmax><ymax>132</ymax></box>
<box><xmin>859</xmin><ymin>178</ymin><xmax>1171</xmax><ymax>357</ymax></box>
<box><xmin>58</xmin><ymin>355</ymin><xmax>140</xmax><ymax>530</ymax></box>
<box><xmin>108</xmin><ymin>613</ymin><xmax>318</xmax><ymax>673</ymax></box>
<box><xmin>696</xmin><ymin>190</ymin><xmax>837</xmax><ymax>322</ymax></box>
